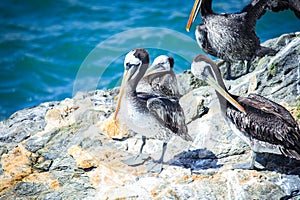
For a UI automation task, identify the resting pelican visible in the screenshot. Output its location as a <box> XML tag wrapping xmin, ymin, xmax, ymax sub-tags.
<box><xmin>191</xmin><ymin>54</ymin><xmax>300</xmax><ymax>169</ymax></box>
<box><xmin>114</xmin><ymin>48</ymin><xmax>192</xmax><ymax>173</ymax></box>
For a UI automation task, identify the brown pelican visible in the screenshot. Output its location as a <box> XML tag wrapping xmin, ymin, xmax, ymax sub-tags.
<box><xmin>186</xmin><ymin>0</ymin><xmax>278</xmax><ymax>79</ymax></box>
<box><xmin>191</xmin><ymin>54</ymin><xmax>300</xmax><ymax>169</ymax></box>
<box><xmin>136</xmin><ymin>55</ymin><xmax>180</xmax><ymax>97</ymax></box>
<box><xmin>114</xmin><ymin>48</ymin><xmax>192</xmax><ymax>173</ymax></box>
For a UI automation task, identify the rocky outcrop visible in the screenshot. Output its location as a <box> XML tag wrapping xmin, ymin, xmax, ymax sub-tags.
<box><xmin>220</xmin><ymin>32</ymin><xmax>300</xmax><ymax>105</ymax></box>
<box><xmin>0</xmin><ymin>32</ymin><xmax>299</xmax><ymax>199</ymax></box>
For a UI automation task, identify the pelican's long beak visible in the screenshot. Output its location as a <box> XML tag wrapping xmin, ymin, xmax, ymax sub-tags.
<box><xmin>144</xmin><ymin>66</ymin><xmax>157</xmax><ymax>76</ymax></box>
<box><xmin>113</xmin><ymin>70</ymin><xmax>129</xmax><ymax>120</ymax></box>
<box><xmin>144</xmin><ymin>64</ymin><xmax>166</xmax><ymax>77</ymax></box>
<box><xmin>186</xmin><ymin>0</ymin><xmax>201</xmax><ymax>32</ymax></box>
<box><xmin>206</xmin><ymin>74</ymin><xmax>246</xmax><ymax>114</ymax></box>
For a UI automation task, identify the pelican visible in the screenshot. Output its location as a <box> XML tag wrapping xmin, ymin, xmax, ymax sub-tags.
<box><xmin>136</xmin><ymin>55</ymin><xmax>180</xmax><ymax>97</ymax></box>
<box><xmin>191</xmin><ymin>54</ymin><xmax>300</xmax><ymax>169</ymax></box>
<box><xmin>186</xmin><ymin>0</ymin><xmax>279</xmax><ymax>79</ymax></box>
<box><xmin>114</xmin><ymin>48</ymin><xmax>192</xmax><ymax>173</ymax></box>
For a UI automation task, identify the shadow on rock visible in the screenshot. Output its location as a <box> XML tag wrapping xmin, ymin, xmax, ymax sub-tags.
<box><xmin>169</xmin><ymin>148</ymin><xmax>222</xmax><ymax>172</ymax></box>
<box><xmin>280</xmin><ymin>189</ymin><xmax>300</xmax><ymax>200</ymax></box>
<box><xmin>256</xmin><ymin>153</ymin><xmax>300</xmax><ymax>175</ymax></box>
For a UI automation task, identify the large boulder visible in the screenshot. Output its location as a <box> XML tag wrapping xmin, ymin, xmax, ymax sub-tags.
<box><xmin>0</xmin><ymin>32</ymin><xmax>299</xmax><ymax>199</ymax></box>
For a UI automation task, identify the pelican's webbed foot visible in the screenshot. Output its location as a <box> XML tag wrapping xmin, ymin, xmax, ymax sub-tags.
<box><xmin>145</xmin><ymin>161</ymin><xmax>163</xmax><ymax>173</ymax></box>
<box><xmin>145</xmin><ymin>142</ymin><xmax>168</xmax><ymax>173</ymax></box>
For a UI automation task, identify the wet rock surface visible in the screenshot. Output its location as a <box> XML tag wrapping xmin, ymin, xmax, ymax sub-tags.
<box><xmin>0</xmin><ymin>33</ymin><xmax>300</xmax><ymax>199</ymax></box>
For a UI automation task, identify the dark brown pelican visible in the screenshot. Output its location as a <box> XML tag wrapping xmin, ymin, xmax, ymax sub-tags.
<box><xmin>113</xmin><ymin>48</ymin><xmax>192</xmax><ymax>173</ymax></box>
<box><xmin>136</xmin><ymin>55</ymin><xmax>180</xmax><ymax>97</ymax></box>
<box><xmin>191</xmin><ymin>54</ymin><xmax>300</xmax><ymax>169</ymax></box>
<box><xmin>186</xmin><ymin>0</ymin><xmax>280</xmax><ymax>79</ymax></box>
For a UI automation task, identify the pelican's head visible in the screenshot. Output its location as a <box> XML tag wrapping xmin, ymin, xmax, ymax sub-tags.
<box><xmin>191</xmin><ymin>54</ymin><xmax>246</xmax><ymax>113</ymax></box>
<box><xmin>191</xmin><ymin>54</ymin><xmax>214</xmax><ymax>81</ymax></box>
<box><xmin>145</xmin><ymin>55</ymin><xmax>174</xmax><ymax>76</ymax></box>
<box><xmin>114</xmin><ymin>48</ymin><xmax>150</xmax><ymax>119</ymax></box>
<box><xmin>123</xmin><ymin>48</ymin><xmax>150</xmax><ymax>84</ymax></box>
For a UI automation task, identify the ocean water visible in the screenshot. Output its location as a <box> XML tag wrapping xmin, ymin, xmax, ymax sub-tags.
<box><xmin>0</xmin><ymin>0</ymin><xmax>299</xmax><ymax>121</ymax></box>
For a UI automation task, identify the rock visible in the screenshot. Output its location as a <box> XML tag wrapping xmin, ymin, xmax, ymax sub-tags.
<box><xmin>176</xmin><ymin>70</ymin><xmax>205</xmax><ymax>95</ymax></box>
<box><xmin>0</xmin><ymin>102</ymin><xmax>59</xmax><ymax>151</ymax></box>
<box><xmin>222</xmin><ymin>32</ymin><xmax>300</xmax><ymax>105</ymax></box>
<box><xmin>179</xmin><ymin>87</ymin><xmax>209</xmax><ymax>124</ymax></box>
<box><xmin>97</xmin><ymin>116</ymin><xmax>129</xmax><ymax>139</ymax></box>
<box><xmin>0</xmin><ymin>33</ymin><xmax>299</xmax><ymax>199</ymax></box>
<box><xmin>68</xmin><ymin>145</ymin><xmax>98</xmax><ymax>169</ymax></box>
<box><xmin>25</xmin><ymin>129</ymin><xmax>60</xmax><ymax>153</ymax></box>
<box><xmin>34</xmin><ymin>159</ymin><xmax>53</xmax><ymax>172</ymax></box>
<box><xmin>14</xmin><ymin>181</ymin><xmax>48</xmax><ymax>196</ymax></box>
<box><xmin>0</xmin><ymin>144</ymin><xmax>38</xmax><ymax>193</ymax></box>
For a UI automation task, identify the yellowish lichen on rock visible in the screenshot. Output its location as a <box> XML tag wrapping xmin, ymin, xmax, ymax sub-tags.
<box><xmin>81</xmin><ymin>145</ymin><xmax>146</xmax><ymax>192</ymax></box>
<box><xmin>87</xmin><ymin>161</ymin><xmax>137</xmax><ymax>188</ymax></box>
<box><xmin>23</xmin><ymin>172</ymin><xmax>60</xmax><ymax>190</ymax></box>
<box><xmin>44</xmin><ymin>98</ymin><xmax>78</xmax><ymax>131</ymax></box>
<box><xmin>68</xmin><ymin>145</ymin><xmax>97</xmax><ymax>169</ymax></box>
<box><xmin>295</xmin><ymin>98</ymin><xmax>300</xmax><ymax>123</ymax></box>
<box><xmin>97</xmin><ymin>116</ymin><xmax>129</xmax><ymax>139</ymax></box>
<box><xmin>247</xmin><ymin>74</ymin><xmax>258</xmax><ymax>93</ymax></box>
<box><xmin>0</xmin><ymin>144</ymin><xmax>35</xmax><ymax>191</ymax></box>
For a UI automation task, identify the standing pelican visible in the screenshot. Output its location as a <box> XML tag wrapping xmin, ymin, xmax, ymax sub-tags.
<box><xmin>136</xmin><ymin>55</ymin><xmax>180</xmax><ymax>97</ymax></box>
<box><xmin>114</xmin><ymin>48</ymin><xmax>192</xmax><ymax>173</ymax></box>
<box><xmin>186</xmin><ymin>0</ymin><xmax>278</xmax><ymax>79</ymax></box>
<box><xmin>191</xmin><ymin>54</ymin><xmax>300</xmax><ymax>169</ymax></box>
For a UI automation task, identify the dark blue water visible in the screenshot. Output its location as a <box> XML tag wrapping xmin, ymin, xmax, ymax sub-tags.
<box><xmin>0</xmin><ymin>0</ymin><xmax>299</xmax><ymax>120</ymax></box>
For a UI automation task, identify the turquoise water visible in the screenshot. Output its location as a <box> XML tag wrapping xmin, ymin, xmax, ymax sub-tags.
<box><xmin>1</xmin><ymin>0</ymin><xmax>299</xmax><ymax>120</ymax></box>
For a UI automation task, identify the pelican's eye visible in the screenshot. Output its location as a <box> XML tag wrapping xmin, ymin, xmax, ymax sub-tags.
<box><xmin>160</xmin><ymin>63</ymin><xmax>167</xmax><ymax>70</ymax></box>
<box><xmin>125</xmin><ymin>62</ymin><xmax>140</xmax><ymax>70</ymax></box>
<box><xmin>125</xmin><ymin>63</ymin><xmax>134</xmax><ymax>70</ymax></box>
